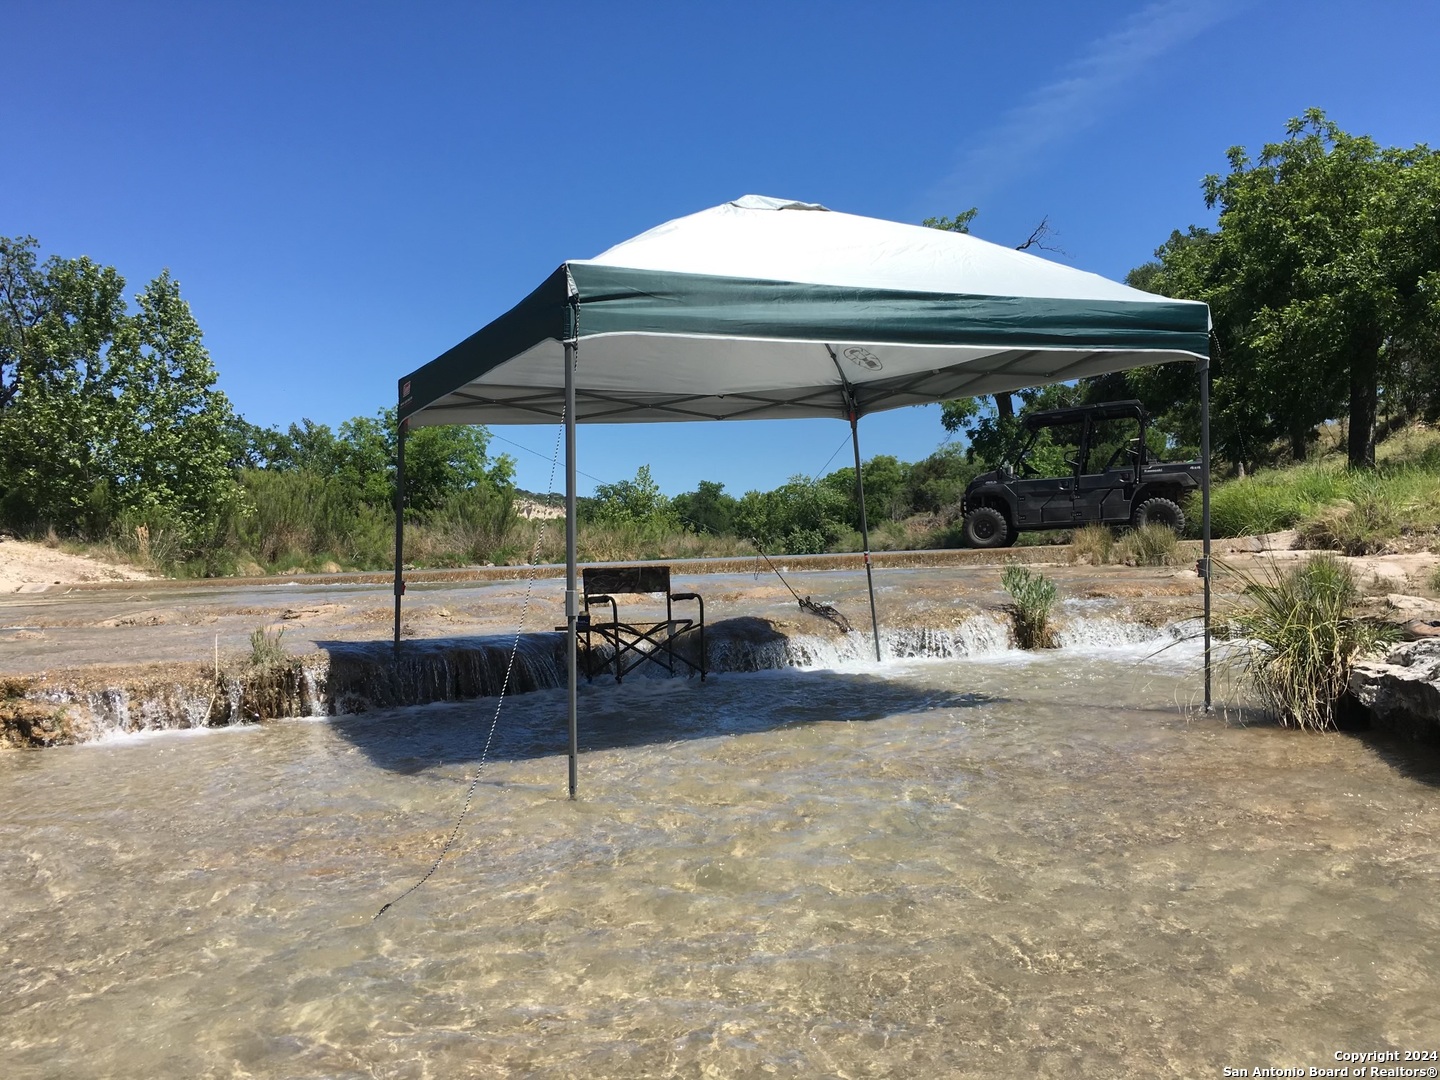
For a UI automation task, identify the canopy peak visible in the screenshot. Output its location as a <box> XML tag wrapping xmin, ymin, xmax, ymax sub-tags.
<box><xmin>728</xmin><ymin>194</ymin><xmax>829</xmax><ymax>212</ymax></box>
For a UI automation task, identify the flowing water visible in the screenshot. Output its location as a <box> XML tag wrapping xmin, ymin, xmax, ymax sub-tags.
<box><xmin>3</xmin><ymin>635</ymin><xmax>1439</xmax><ymax>1078</ymax></box>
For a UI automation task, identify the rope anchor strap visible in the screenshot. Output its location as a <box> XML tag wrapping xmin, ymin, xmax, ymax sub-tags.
<box><xmin>751</xmin><ymin>539</ymin><xmax>853</xmax><ymax>634</ymax></box>
<box><xmin>799</xmin><ymin>596</ymin><xmax>852</xmax><ymax>634</ymax></box>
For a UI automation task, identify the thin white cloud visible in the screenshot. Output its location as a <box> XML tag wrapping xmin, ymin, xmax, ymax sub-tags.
<box><xmin>929</xmin><ymin>0</ymin><xmax>1236</xmax><ymax>209</ymax></box>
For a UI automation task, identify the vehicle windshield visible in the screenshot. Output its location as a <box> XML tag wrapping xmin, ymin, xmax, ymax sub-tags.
<box><xmin>1010</xmin><ymin>420</ymin><xmax>1085</xmax><ymax>477</ymax></box>
<box><xmin>1084</xmin><ymin>415</ymin><xmax>1143</xmax><ymax>473</ymax></box>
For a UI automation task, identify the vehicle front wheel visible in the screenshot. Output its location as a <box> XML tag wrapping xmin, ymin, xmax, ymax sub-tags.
<box><xmin>1132</xmin><ymin>497</ymin><xmax>1185</xmax><ymax>534</ymax></box>
<box><xmin>963</xmin><ymin>506</ymin><xmax>1015</xmax><ymax>549</ymax></box>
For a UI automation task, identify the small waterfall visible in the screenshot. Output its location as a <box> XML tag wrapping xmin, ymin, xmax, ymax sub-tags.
<box><xmin>783</xmin><ymin>615</ymin><xmax>1013</xmax><ymax>668</ymax></box>
<box><xmin>325</xmin><ymin>633</ymin><xmax>568</xmax><ymax>712</ymax></box>
<box><xmin>32</xmin><ymin>681</ymin><xmax>226</xmax><ymax>744</ymax></box>
<box><xmin>1053</xmin><ymin>615</ymin><xmax>1201</xmax><ymax>651</ymax></box>
<box><xmin>1053</xmin><ymin>617</ymin><xmax>1166</xmax><ymax>649</ymax></box>
<box><xmin>2</xmin><ymin>612</ymin><xmax>1198</xmax><ymax>747</ymax></box>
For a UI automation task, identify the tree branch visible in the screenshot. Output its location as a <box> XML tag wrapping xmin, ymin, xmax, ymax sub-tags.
<box><xmin>1015</xmin><ymin>216</ymin><xmax>1066</xmax><ymax>255</ymax></box>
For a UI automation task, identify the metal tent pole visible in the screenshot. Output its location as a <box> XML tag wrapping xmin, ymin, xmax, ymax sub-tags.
<box><xmin>392</xmin><ymin>415</ymin><xmax>407</xmax><ymax>654</ymax></box>
<box><xmin>1199</xmin><ymin>354</ymin><xmax>1213</xmax><ymax>712</ymax></box>
<box><xmin>849</xmin><ymin>410</ymin><xmax>883</xmax><ymax>662</ymax></box>
<box><xmin>564</xmin><ymin>337</ymin><xmax>579</xmax><ymax>799</ymax></box>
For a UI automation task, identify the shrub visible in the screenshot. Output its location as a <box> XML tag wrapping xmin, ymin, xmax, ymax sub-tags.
<box><xmin>1116</xmin><ymin>523</ymin><xmax>1179</xmax><ymax>566</ymax></box>
<box><xmin>1070</xmin><ymin>524</ymin><xmax>1114</xmax><ymax>565</ymax></box>
<box><xmin>248</xmin><ymin>626</ymin><xmax>287</xmax><ymax>669</ymax></box>
<box><xmin>1001</xmin><ymin>564</ymin><xmax>1058</xmax><ymax>649</ymax></box>
<box><xmin>1226</xmin><ymin>555</ymin><xmax>1397</xmax><ymax>731</ymax></box>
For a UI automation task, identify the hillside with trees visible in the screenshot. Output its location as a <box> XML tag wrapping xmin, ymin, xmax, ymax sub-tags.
<box><xmin>4</xmin><ymin>112</ymin><xmax>1438</xmax><ymax>574</ymax></box>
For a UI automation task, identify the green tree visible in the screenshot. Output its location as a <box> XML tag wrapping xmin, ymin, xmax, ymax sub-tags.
<box><xmin>244</xmin><ymin>418</ymin><xmax>343</xmax><ymax>473</ymax></box>
<box><xmin>921</xmin><ymin>209</ymin><xmax>978</xmax><ymax>234</ymax></box>
<box><xmin>672</xmin><ymin>479</ymin><xmax>737</xmax><ymax>535</ymax></box>
<box><xmin>107</xmin><ymin>271</ymin><xmax>242</xmax><ymax>543</ymax></box>
<box><xmin>0</xmin><ymin>237</ymin><xmax>239</xmax><ymax>547</ymax></box>
<box><xmin>1142</xmin><ymin>111</ymin><xmax>1440</xmax><ymax>468</ymax></box>
<box><xmin>326</xmin><ymin>409</ymin><xmax>514</xmax><ymax>516</ymax></box>
<box><xmin>904</xmin><ymin>445</ymin><xmax>986</xmax><ymax>514</ymax></box>
<box><xmin>591</xmin><ymin>464</ymin><xmax>677</xmax><ymax>529</ymax></box>
<box><xmin>734</xmin><ymin>474</ymin><xmax>849</xmax><ymax>554</ymax></box>
<box><xmin>821</xmin><ymin>454</ymin><xmax>910</xmax><ymax>527</ymax></box>
<box><xmin>407</xmin><ymin>421</ymin><xmax>514</xmax><ymax>515</ymax></box>
<box><xmin>941</xmin><ymin>384</ymin><xmax>1082</xmax><ymax>470</ymax></box>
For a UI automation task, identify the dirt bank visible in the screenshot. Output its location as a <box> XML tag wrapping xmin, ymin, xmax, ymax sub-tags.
<box><xmin>0</xmin><ymin>537</ymin><xmax>151</xmax><ymax>593</ymax></box>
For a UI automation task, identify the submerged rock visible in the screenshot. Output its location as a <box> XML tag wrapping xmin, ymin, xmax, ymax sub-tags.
<box><xmin>1349</xmin><ymin>639</ymin><xmax>1440</xmax><ymax>743</ymax></box>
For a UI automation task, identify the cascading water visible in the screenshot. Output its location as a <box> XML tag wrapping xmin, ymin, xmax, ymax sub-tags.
<box><xmin>5</xmin><ymin>612</ymin><xmax>1195</xmax><ymax>746</ymax></box>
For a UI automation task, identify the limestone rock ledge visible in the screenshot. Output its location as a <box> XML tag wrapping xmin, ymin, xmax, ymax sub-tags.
<box><xmin>1349</xmin><ymin>639</ymin><xmax>1440</xmax><ymax>742</ymax></box>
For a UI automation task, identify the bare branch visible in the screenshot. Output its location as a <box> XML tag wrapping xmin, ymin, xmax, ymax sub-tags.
<box><xmin>1015</xmin><ymin>216</ymin><xmax>1066</xmax><ymax>256</ymax></box>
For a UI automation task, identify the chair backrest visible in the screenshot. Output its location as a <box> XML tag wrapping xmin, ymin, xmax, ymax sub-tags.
<box><xmin>583</xmin><ymin>565</ymin><xmax>671</xmax><ymax>597</ymax></box>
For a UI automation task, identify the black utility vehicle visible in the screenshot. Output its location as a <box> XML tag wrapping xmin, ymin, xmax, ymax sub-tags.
<box><xmin>959</xmin><ymin>400</ymin><xmax>1200</xmax><ymax>549</ymax></box>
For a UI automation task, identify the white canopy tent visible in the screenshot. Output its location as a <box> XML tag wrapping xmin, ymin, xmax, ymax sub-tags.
<box><xmin>397</xmin><ymin>196</ymin><xmax>1215</xmax><ymax>796</ymax></box>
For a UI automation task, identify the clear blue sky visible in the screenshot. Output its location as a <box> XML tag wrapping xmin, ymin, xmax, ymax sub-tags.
<box><xmin>7</xmin><ymin>1</ymin><xmax>1437</xmax><ymax>497</ymax></box>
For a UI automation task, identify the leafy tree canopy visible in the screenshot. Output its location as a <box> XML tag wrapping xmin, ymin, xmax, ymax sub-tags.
<box><xmin>239</xmin><ymin>409</ymin><xmax>514</xmax><ymax>517</ymax></box>
<box><xmin>0</xmin><ymin>235</ymin><xmax>240</xmax><ymax>548</ymax></box>
<box><xmin>590</xmin><ymin>464</ymin><xmax>678</xmax><ymax>530</ymax></box>
<box><xmin>672</xmin><ymin>479</ymin><xmax>737</xmax><ymax>535</ymax></box>
<box><xmin>1138</xmin><ymin>110</ymin><xmax>1440</xmax><ymax>467</ymax></box>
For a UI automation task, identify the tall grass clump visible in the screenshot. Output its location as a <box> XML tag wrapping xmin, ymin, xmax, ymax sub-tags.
<box><xmin>1116</xmin><ymin>523</ymin><xmax>1180</xmax><ymax>566</ymax></box>
<box><xmin>408</xmin><ymin>486</ymin><xmax>516</xmax><ymax>567</ymax></box>
<box><xmin>248</xmin><ymin>626</ymin><xmax>287</xmax><ymax>669</ymax></box>
<box><xmin>234</xmin><ymin>469</ymin><xmax>392</xmax><ymax>570</ymax></box>
<box><xmin>1001</xmin><ymin>563</ymin><xmax>1058</xmax><ymax>649</ymax></box>
<box><xmin>1227</xmin><ymin>555</ymin><xmax>1397</xmax><ymax>731</ymax></box>
<box><xmin>1070</xmin><ymin>524</ymin><xmax>1114</xmax><ymax>565</ymax></box>
<box><xmin>1201</xmin><ymin>457</ymin><xmax>1440</xmax><ymax>550</ymax></box>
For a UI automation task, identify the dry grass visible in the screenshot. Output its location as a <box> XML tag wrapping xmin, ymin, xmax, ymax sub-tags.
<box><xmin>1115</xmin><ymin>524</ymin><xmax>1180</xmax><ymax>566</ymax></box>
<box><xmin>1069</xmin><ymin>524</ymin><xmax>1114</xmax><ymax>565</ymax></box>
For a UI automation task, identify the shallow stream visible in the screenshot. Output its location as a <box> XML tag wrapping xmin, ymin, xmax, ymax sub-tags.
<box><xmin>3</xmin><ymin>637</ymin><xmax>1439</xmax><ymax>1077</ymax></box>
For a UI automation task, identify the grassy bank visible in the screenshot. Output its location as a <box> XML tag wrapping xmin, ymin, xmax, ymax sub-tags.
<box><xmin>30</xmin><ymin>424</ymin><xmax>1440</xmax><ymax>579</ymax></box>
<box><xmin>1196</xmin><ymin>427</ymin><xmax>1440</xmax><ymax>554</ymax></box>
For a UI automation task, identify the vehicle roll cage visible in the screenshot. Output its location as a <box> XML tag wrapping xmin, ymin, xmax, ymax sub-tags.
<box><xmin>1010</xmin><ymin>399</ymin><xmax>1150</xmax><ymax>475</ymax></box>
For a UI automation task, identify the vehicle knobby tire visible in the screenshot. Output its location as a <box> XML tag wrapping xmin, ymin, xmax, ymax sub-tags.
<box><xmin>963</xmin><ymin>505</ymin><xmax>1014</xmax><ymax>549</ymax></box>
<box><xmin>1132</xmin><ymin>497</ymin><xmax>1185</xmax><ymax>534</ymax></box>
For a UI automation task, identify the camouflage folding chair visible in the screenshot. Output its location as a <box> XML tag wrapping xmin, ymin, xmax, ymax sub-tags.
<box><xmin>576</xmin><ymin>565</ymin><xmax>705</xmax><ymax>683</ymax></box>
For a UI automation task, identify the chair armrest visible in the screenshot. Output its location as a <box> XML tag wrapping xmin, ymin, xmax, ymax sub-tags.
<box><xmin>586</xmin><ymin>595</ymin><xmax>619</xmax><ymax>626</ymax></box>
<box><xmin>669</xmin><ymin>591</ymin><xmax>699</xmax><ymax>602</ymax></box>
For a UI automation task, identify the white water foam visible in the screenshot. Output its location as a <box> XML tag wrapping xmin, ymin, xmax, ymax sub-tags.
<box><xmin>786</xmin><ymin>614</ymin><xmax>1014</xmax><ymax>670</ymax></box>
<box><xmin>87</xmin><ymin>720</ymin><xmax>262</xmax><ymax>748</ymax></box>
<box><xmin>32</xmin><ymin>615</ymin><xmax>1209</xmax><ymax>745</ymax></box>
